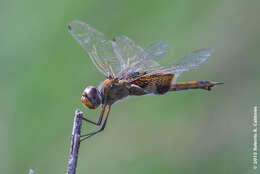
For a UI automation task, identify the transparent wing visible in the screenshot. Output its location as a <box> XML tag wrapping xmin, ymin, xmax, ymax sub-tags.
<box><xmin>145</xmin><ymin>48</ymin><xmax>213</xmax><ymax>83</ymax></box>
<box><xmin>112</xmin><ymin>35</ymin><xmax>144</xmax><ymax>70</ymax></box>
<box><xmin>162</xmin><ymin>48</ymin><xmax>214</xmax><ymax>74</ymax></box>
<box><xmin>68</xmin><ymin>21</ymin><xmax>211</xmax><ymax>82</ymax></box>
<box><xmin>140</xmin><ymin>40</ymin><xmax>169</xmax><ymax>61</ymax></box>
<box><xmin>118</xmin><ymin>40</ymin><xmax>169</xmax><ymax>78</ymax></box>
<box><xmin>68</xmin><ymin>21</ymin><xmax>124</xmax><ymax>78</ymax></box>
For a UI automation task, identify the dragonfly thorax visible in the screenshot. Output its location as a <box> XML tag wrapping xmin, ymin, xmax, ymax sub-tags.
<box><xmin>100</xmin><ymin>79</ymin><xmax>130</xmax><ymax>105</ymax></box>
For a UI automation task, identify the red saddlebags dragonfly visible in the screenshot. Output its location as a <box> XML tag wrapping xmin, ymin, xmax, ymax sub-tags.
<box><xmin>68</xmin><ymin>21</ymin><xmax>223</xmax><ymax>140</ymax></box>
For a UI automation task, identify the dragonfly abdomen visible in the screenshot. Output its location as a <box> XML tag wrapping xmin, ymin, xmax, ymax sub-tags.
<box><xmin>170</xmin><ymin>80</ymin><xmax>223</xmax><ymax>91</ymax></box>
<box><xmin>155</xmin><ymin>84</ymin><xmax>171</xmax><ymax>94</ymax></box>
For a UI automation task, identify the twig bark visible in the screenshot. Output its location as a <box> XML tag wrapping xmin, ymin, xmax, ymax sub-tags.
<box><xmin>66</xmin><ymin>109</ymin><xmax>83</xmax><ymax>174</ymax></box>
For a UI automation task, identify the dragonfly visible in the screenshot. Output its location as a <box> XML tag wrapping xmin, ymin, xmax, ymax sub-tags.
<box><xmin>68</xmin><ymin>21</ymin><xmax>223</xmax><ymax>141</ymax></box>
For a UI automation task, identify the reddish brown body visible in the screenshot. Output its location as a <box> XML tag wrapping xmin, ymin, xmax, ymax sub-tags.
<box><xmin>98</xmin><ymin>74</ymin><xmax>222</xmax><ymax>106</ymax></box>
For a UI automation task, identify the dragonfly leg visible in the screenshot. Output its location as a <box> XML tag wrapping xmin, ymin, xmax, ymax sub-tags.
<box><xmin>80</xmin><ymin>104</ymin><xmax>106</xmax><ymax>126</ymax></box>
<box><xmin>170</xmin><ymin>80</ymin><xmax>223</xmax><ymax>92</ymax></box>
<box><xmin>80</xmin><ymin>105</ymin><xmax>111</xmax><ymax>141</ymax></box>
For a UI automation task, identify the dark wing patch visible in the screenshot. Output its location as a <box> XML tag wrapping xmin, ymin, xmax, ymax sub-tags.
<box><xmin>129</xmin><ymin>74</ymin><xmax>174</xmax><ymax>94</ymax></box>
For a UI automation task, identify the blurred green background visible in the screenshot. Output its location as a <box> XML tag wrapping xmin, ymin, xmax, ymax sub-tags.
<box><xmin>0</xmin><ymin>0</ymin><xmax>259</xmax><ymax>173</ymax></box>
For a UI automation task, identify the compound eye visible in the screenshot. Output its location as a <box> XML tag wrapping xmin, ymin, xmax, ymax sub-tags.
<box><xmin>87</xmin><ymin>87</ymin><xmax>99</xmax><ymax>98</ymax></box>
<box><xmin>81</xmin><ymin>86</ymin><xmax>102</xmax><ymax>109</ymax></box>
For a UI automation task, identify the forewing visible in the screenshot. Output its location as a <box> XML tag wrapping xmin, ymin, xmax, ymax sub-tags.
<box><xmin>129</xmin><ymin>40</ymin><xmax>169</xmax><ymax>73</ymax></box>
<box><xmin>112</xmin><ymin>35</ymin><xmax>144</xmax><ymax>69</ymax></box>
<box><xmin>140</xmin><ymin>40</ymin><xmax>169</xmax><ymax>61</ymax></box>
<box><xmin>68</xmin><ymin>21</ymin><xmax>124</xmax><ymax>78</ymax></box>
<box><xmin>119</xmin><ymin>40</ymin><xmax>169</xmax><ymax>78</ymax></box>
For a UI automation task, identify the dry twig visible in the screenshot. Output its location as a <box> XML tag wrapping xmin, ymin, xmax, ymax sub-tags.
<box><xmin>66</xmin><ymin>109</ymin><xmax>83</xmax><ymax>174</ymax></box>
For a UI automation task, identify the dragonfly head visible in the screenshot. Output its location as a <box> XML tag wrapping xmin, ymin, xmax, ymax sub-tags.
<box><xmin>81</xmin><ymin>86</ymin><xmax>102</xmax><ymax>109</ymax></box>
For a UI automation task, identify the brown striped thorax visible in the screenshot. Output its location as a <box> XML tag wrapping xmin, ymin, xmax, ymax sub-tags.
<box><xmin>68</xmin><ymin>21</ymin><xmax>223</xmax><ymax>139</ymax></box>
